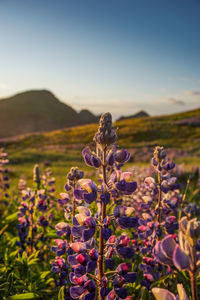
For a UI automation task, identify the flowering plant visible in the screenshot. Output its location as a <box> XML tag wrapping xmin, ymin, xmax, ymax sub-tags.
<box><xmin>52</xmin><ymin>113</ymin><xmax>138</xmax><ymax>299</ymax></box>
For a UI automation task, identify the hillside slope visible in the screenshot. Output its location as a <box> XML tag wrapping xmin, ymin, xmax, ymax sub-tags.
<box><xmin>0</xmin><ymin>90</ymin><xmax>99</xmax><ymax>137</ymax></box>
<box><xmin>2</xmin><ymin>108</ymin><xmax>200</xmax><ymax>159</ymax></box>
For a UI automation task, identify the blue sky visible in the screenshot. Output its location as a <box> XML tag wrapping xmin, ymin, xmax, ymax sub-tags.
<box><xmin>0</xmin><ymin>0</ymin><xmax>200</xmax><ymax>119</ymax></box>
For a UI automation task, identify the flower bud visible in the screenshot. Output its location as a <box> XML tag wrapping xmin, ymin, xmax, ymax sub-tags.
<box><xmin>94</xmin><ymin>112</ymin><xmax>117</xmax><ymax>147</ymax></box>
<box><xmin>33</xmin><ymin>164</ymin><xmax>41</xmax><ymax>185</ymax></box>
<box><xmin>186</xmin><ymin>218</ymin><xmax>200</xmax><ymax>246</ymax></box>
<box><xmin>179</xmin><ymin>216</ymin><xmax>188</xmax><ymax>235</ymax></box>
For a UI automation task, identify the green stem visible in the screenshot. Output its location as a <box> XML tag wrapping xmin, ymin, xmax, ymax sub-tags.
<box><xmin>190</xmin><ymin>246</ymin><xmax>198</xmax><ymax>300</ymax></box>
<box><xmin>70</xmin><ymin>180</ymin><xmax>76</xmax><ymax>243</ymax></box>
<box><xmin>97</xmin><ymin>148</ymin><xmax>107</xmax><ymax>300</ymax></box>
<box><xmin>157</xmin><ymin>172</ymin><xmax>162</xmax><ymax>223</ymax></box>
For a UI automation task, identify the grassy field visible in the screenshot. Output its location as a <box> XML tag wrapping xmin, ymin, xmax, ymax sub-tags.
<box><xmin>1</xmin><ymin>107</ymin><xmax>200</xmax><ymax>195</ymax></box>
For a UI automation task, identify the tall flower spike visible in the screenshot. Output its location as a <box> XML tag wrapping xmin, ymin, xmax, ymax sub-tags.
<box><xmin>33</xmin><ymin>164</ymin><xmax>41</xmax><ymax>187</ymax></box>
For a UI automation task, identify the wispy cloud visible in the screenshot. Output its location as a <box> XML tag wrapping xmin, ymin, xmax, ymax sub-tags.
<box><xmin>167</xmin><ymin>97</ymin><xmax>185</xmax><ymax>105</ymax></box>
<box><xmin>183</xmin><ymin>90</ymin><xmax>200</xmax><ymax>96</ymax></box>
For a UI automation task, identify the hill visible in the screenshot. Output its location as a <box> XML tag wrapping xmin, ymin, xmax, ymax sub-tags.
<box><xmin>117</xmin><ymin>110</ymin><xmax>149</xmax><ymax>121</ymax></box>
<box><xmin>0</xmin><ymin>90</ymin><xmax>99</xmax><ymax>138</ymax></box>
<box><xmin>1</xmin><ymin>107</ymin><xmax>200</xmax><ymax>168</ymax></box>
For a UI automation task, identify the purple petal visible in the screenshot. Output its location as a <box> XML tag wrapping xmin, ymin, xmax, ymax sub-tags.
<box><xmin>113</xmin><ymin>205</ymin><xmax>126</xmax><ymax>218</ymax></box>
<box><xmin>105</xmin><ymin>258</ymin><xmax>115</xmax><ymax>270</ymax></box>
<box><xmin>102</xmin><ymin>228</ymin><xmax>112</xmax><ymax>241</ymax></box>
<box><xmin>114</xmin><ymin>287</ymin><xmax>127</xmax><ymax>299</ymax></box>
<box><xmin>69</xmin><ymin>272</ymin><xmax>77</xmax><ymax>284</ymax></box>
<box><xmin>81</xmin><ymin>292</ymin><xmax>96</xmax><ymax>300</ymax></box>
<box><xmin>106</xmin><ymin>153</ymin><xmax>115</xmax><ymax>166</ymax></box>
<box><xmin>74</xmin><ymin>188</ymin><xmax>84</xmax><ymax>200</ymax></box>
<box><xmin>83</xmin><ymin>228</ymin><xmax>96</xmax><ymax>242</ymax></box>
<box><xmin>115</xmin><ymin>149</ymin><xmax>130</xmax><ymax>163</ymax></box>
<box><xmin>72</xmin><ymin>225</ymin><xmax>87</xmax><ymax>238</ymax></box>
<box><xmin>74</xmin><ymin>264</ymin><xmax>87</xmax><ymax>277</ymax></box>
<box><xmin>73</xmin><ymin>216</ymin><xmax>80</xmax><ymax>226</ymax></box>
<box><xmin>86</xmin><ymin>260</ymin><xmax>97</xmax><ymax>273</ymax></box>
<box><xmin>64</xmin><ymin>183</ymin><xmax>72</xmax><ymax>191</ymax></box>
<box><xmin>125</xmin><ymin>181</ymin><xmax>137</xmax><ymax>193</ymax></box>
<box><xmin>84</xmin><ymin>279</ymin><xmax>96</xmax><ymax>292</ymax></box>
<box><xmin>161</xmin><ymin>235</ymin><xmax>176</xmax><ymax>259</ymax></box>
<box><xmin>70</xmin><ymin>286</ymin><xmax>85</xmax><ymax>299</ymax></box>
<box><xmin>84</xmin><ymin>192</ymin><xmax>97</xmax><ymax>204</ymax></box>
<box><xmin>91</xmin><ymin>156</ymin><xmax>101</xmax><ymax>168</ymax></box>
<box><xmin>67</xmin><ymin>254</ymin><xmax>78</xmax><ymax>266</ymax></box>
<box><xmin>123</xmin><ymin>272</ymin><xmax>137</xmax><ymax>283</ymax></box>
<box><xmin>173</xmin><ymin>245</ymin><xmax>190</xmax><ymax>270</ymax></box>
<box><xmin>117</xmin><ymin>246</ymin><xmax>134</xmax><ymax>259</ymax></box>
<box><xmin>153</xmin><ymin>241</ymin><xmax>173</xmax><ymax>265</ymax></box>
<box><xmin>100</xmin><ymin>192</ymin><xmax>110</xmax><ymax>204</ymax></box>
<box><xmin>118</xmin><ymin>216</ymin><xmax>137</xmax><ymax>229</ymax></box>
<box><xmin>116</xmin><ymin>180</ymin><xmax>127</xmax><ymax>192</ymax></box>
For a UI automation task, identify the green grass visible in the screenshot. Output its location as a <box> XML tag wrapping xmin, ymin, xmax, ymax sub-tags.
<box><xmin>1</xmin><ymin>107</ymin><xmax>200</xmax><ymax>187</ymax></box>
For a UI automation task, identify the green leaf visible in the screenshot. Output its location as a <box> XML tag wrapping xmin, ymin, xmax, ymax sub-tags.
<box><xmin>10</xmin><ymin>249</ymin><xmax>19</xmax><ymax>259</ymax></box>
<box><xmin>5</xmin><ymin>212</ymin><xmax>18</xmax><ymax>222</ymax></box>
<box><xmin>45</xmin><ymin>278</ymin><xmax>54</xmax><ymax>285</ymax></box>
<box><xmin>39</xmin><ymin>271</ymin><xmax>51</xmax><ymax>280</ymax></box>
<box><xmin>8</xmin><ymin>293</ymin><xmax>39</xmax><ymax>299</ymax></box>
<box><xmin>27</xmin><ymin>258</ymin><xmax>39</xmax><ymax>266</ymax></box>
<box><xmin>58</xmin><ymin>286</ymin><xmax>65</xmax><ymax>300</ymax></box>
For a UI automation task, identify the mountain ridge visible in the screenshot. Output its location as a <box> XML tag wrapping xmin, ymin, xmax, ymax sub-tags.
<box><xmin>117</xmin><ymin>110</ymin><xmax>149</xmax><ymax>121</ymax></box>
<box><xmin>0</xmin><ymin>89</ymin><xmax>99</xmax><ymax>138</ymax></box>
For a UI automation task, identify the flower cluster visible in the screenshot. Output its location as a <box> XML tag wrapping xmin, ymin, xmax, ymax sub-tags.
<box><xmin>50</xmin><ymin>113</ymin><xmax>199</xmax><ymax>300</ymax></box>
<box><xmin>16</xmin><ymin>165</ymin><xmax>52</xmax><ymax>253</ymax></box>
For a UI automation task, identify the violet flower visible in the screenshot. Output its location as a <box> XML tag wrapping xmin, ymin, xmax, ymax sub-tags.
<box><xmin>74</xmin><ymin>179</ymin><xmax>97</xmax><ymax>204</ymax></box>
<box><xmin>70</xmin><ymin>278</ymin><xmax>96</xmax><ymax>300</ymax></box>
<box><xmin>82</xmin><ymin>146</ymin><xmax>101</xmax><ymax>168</ymax></box>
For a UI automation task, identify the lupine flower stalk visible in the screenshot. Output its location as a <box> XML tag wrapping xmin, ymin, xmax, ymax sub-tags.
<box><xmin>52</xmin><ymin>112</ymin><xmax>138</xmax><ymax>299</ymax></box>
<box><xmin>0</xmin><ymin>148</ymin><xmax>9</xmax><ymax>201</ymax></box>
<box><xmin>16</xmin><ymin>165</ymin><xmax>52</xmax><ymax>254</ymax></box>
<box><xmin>151</xmin><ymin>146</ymin><xmax>177</xmax><ymax>223</ymax></box>
<box><xmin>93</xmin><ymin>113</ymin><xmax>117</xmax><ymax>299</ymax></box>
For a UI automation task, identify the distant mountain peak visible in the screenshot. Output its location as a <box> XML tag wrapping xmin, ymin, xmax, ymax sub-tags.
<box><xmin>117</xmin><ymin>110</ymin><xmax>149</xmax><ymax>121</ymax></box>
<box><xmin>0</xmin><ymin>89</ymin><xmax>99</xmax><ymax>138</ymax></box>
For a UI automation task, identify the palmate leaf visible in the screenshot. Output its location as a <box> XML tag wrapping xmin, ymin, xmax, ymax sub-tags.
<box><xmin>7</xmin><ymin>293</ymin><xmax>39</xmax><ymax>299</ymax></box>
